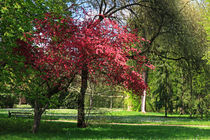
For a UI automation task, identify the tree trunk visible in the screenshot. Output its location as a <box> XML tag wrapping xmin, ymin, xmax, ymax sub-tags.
<box><xmin>19</xmin><ymin>96</ymin><xmax>26</xmax><ymax>105</ymax></box>
<box><xmin>141</xmin><ymin>90</ymin><xmax>146</xmax><ymax>113</ymax></box>
<box><xmin>110</xmin><ymin>97</ymin><xmax>113</xmax><ymax>109</ymax></box>
<box><xmin>19</xmin><ymin>97</ymin><xmax>21</xmax><ymax>105</ymax></box>
<box><xmin>165</xmin><ymin>67</ymin><xmax>169</xmax><ymax>117</ymax></box>
<box><xmin>180</xmin><ymin>75</ymin><xmax>185</xmax><ymax>115</ymax></box>
<box><xmin>89</xmin><ymin>93</ymin><xmax>93</xmax><ymax>108</ymax></box>
<box><xmin>32</xmin><ymin>101</ymin><xmax>43</xmax><ymax>134</ymax></box>
<box><xmin>189</xmin><ymin>73</ymin><xmax>193</xmax><ymax>118</ymax></box>
<box><xmin>165</xmin><ymin>104</ymin><xmax>168</xmax><ymax>117</ymax></box>
<box><xmin>77</xmin><ymin>65</ymin><xmax>88</xmax><ymax>128</ymax></box>
<box><xmin>141</xmin><ymin>69</ymin><xmax>148</xmax><ymax>113</ymax></box>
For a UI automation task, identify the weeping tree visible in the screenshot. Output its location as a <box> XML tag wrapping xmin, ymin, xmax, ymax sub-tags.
<box><xmin>126</xmin><ymin>0</ymin><xmax>208</xmax><ymax>113</ymax></box>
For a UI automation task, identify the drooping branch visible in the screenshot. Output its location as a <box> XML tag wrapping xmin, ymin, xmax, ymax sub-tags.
<box><xmin>157</xmin><ymin>53</ymin><xmax>186</xmax><ymax>61</ymax></box>
<box><xmin>151</xmin><ymin>48</ymin><xmax>186</xmax><ymax>61</ymax></box>
<box><xmin>149</xmin><ymin>20</ymin><xmax>164</xmax><ymax>45</ymax></box>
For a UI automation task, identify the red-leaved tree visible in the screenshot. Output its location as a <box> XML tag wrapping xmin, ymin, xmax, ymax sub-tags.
<box><xmin>16</xmin><ymin>13</ymin><xmax>153</xmax><ymax>133</ymax></box>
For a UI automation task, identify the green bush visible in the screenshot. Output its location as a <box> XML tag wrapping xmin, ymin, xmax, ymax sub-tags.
<box><xmin>124</xmin><ymin>91</ymin><xmax>141</xmax><ymax>111</ymax></box>
<box><xmin>0</xmin><ymin>93</ymin><xmax>16</xmax><ymax>108</ymax></box>
<box><xmin>62</xmin><ymin>91</ymin><xmax>78</xmax><ymax>109</ymax></box>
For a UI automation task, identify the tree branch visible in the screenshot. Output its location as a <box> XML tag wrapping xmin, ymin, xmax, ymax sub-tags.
<box><xmin>151</xmin><ymin>49</ymin><xmax>186</xmax><ymax>61</ymax></box>
<box><xmin>99</xmin><ymin>0</ymin><xmax>105</xmax><ymax>14</ymax></box>
<box><xmin>104</xmin><ymin>0</ymin><xmax>117</xmax><ymax>15</ymax></box>
<box><xmin>106</xmin><ymin>3</ymin><xmax>154</xmax><ymax>18</ymax></box>
<box><xmin>103</xmin><ymin>0</ymin><xmax>107</xmax><ymax>14</ymax></box>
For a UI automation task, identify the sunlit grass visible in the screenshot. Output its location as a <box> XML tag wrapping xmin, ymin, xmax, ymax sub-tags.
<box><xmin>0</xmin><ymin>118</ymin><xmax>209</xmax><ymax>140</ymax></box>
<box><xmin>46</xmin><ymin>109</ymin><xmax>77</xmax><ymax>114</ymax></box>
<box><xmin>15</xmin><ymin>104</ymin><xmax>32</xmax><ymax>108</ymax></box>
<box><xmin>1</xmin><ymin>107</ymin><xmax>209</xmax><ymax>126</ymax></box>
<box><xmin>0</xmin><ymin>106</ymin><xmax>209</xmax><ymax>139</ymax></box>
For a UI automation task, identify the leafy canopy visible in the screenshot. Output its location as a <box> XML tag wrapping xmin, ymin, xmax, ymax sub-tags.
<box><xmin>16</xmin><ymin>13</ymin><xmax>153</xmax><ymax>95</ymax></box>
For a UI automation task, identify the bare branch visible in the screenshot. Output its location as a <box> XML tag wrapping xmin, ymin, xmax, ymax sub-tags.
<box><xmin>106</xmin><ymin>3</ymin><xmax>154</xmax><ymax>18</ymax></box>
<box><xmin>151</xmin><ymin>48</ymin><xmax>186</xmax><ymax>61</ymax></box>
<box><xmin>99</xmin><ymin>0</ymin><xmax>105</xmax><ymax>14</ymax></box>
<box><xmin>105</xmin><ymin>0</ymin><xmax>117</xmax><ymax>16</ymax></box>
<box><xmin>103</xmin><ymin>0</ymin><xmax>107</xmax><ymax>14</ymax></box>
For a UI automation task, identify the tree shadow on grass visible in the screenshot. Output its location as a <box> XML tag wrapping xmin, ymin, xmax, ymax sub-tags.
<box><xmin>100</xmin><ymin>115</ymin><xmax>210</xmax><ymax>124</ymax></box>
<box><xmin>0</xmin><ymin>118</ymin><xmax>209</xmax><ymax>140</ymax></box>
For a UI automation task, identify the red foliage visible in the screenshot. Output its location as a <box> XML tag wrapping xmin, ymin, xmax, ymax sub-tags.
<box><xmin>16</xmin><ymin>13</ymin><xmax>153</xmax><ymax>95</ymax></box>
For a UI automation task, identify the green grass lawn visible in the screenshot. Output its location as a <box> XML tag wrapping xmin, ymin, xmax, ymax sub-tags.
<box><xmin>0</xmin><ymin>107</ymin><xmax>209</xmax><ymax>139</ymax></box>
<box><xmin>0</xmin><ymin>118</ymin><xmax>210</xmax><ymax>140</ymax></box>
<box><xmin>1</xmin><ymin>108</ymin><xmax>209</xmax><ymax>126</ymax></box>
<box><xmin>104</xmin><ymin>110</ymin><xmax>210</xmax><ymax>126</ymax></box>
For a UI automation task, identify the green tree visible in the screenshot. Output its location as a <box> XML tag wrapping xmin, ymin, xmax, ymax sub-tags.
<box><xmin>0</xmin><ymin>0</ymin><xmax>75</xmax><ymax>133</ymax></box>
<box><xmin>127</xmin><ymin>0</ymin><xmax>208</xmax><ymax>115</ymax></box>
<box><xmin>198</xmin><ymin>0</ymin><xmax>210</xmax><ymax>63</ymax></box>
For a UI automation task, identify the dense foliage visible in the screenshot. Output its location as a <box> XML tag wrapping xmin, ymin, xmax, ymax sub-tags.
<box><xmin>16</xmin><ymin>13</ymin><xmax>151</xmax><ymax>94</ymax></box>
<box><xmin>126</xmin><ymin>0</ymin><xmax>209</xmax><ymax>118</ymax></box>
<box><xmin>0</xmin><ymin>0</ymin><xmax>209</xmax><ymax>134</ymax></box>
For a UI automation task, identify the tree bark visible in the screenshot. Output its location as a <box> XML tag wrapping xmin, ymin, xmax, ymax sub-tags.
<box><xmin>77</xmin><ymin>65</ymin><xmax>88</xmax><ymax>128</ymax></box>
<box><xmin>141</xmin><ymin>90</ymin><xmax>146</xmax><ymax>113</ymax></box>
<box><xmin>141</xmin><ymin>68</ymin><xmax>148</xmax><ymax>113</ymax></box>
<box><xmin>32</xmin><ymin>101</ymin><xmax>44</xmax><ymax>134</ymax></box>
<box><xmin>165</xmin><ymin>66</ymin><xmax>169</xmax><ymax>117</ymax></box>
<box><xmin>164</xmin><ymin>104</ymin><xmax>168</xmax><ymax>117</ymax></box>
<box><xmin>32</xmin><ymin>111</ymin><xmax>42</xmax><ymax>133</ymax></box>
<box><xmin>110</xmin><ymin>97</ymin><xmax>113</xmax><ymax>109</ymax></box>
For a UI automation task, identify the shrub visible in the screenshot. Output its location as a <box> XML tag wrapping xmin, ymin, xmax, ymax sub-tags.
<box><xmin>0</xmin><ymin>93</ymin><xmax>16</xmax><ymax>108</ymax></box>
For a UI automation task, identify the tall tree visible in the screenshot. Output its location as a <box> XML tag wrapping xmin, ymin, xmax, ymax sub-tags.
<box><xmin>198</xmin><ymin>0</ymin><xmax>210</xmax><ymax>63</ymax></box>
<box><xmin>0</xmin><ymin>0</ymin><xmax>74</xmax><ymax>90</ymax></box>
<box><xmin>127</xmin><ymin>0</ymin><xmax>208</xmax><ymax>113</ymax></box>
<box><xmin>16</xmin><ymin>13</ymin><xmax>152</xmax><ymax>130</ymax></box>
<box><xmin>0</xmin><ymin>0</ymin><xmax>75</xmax><ymax>133</ymax></box>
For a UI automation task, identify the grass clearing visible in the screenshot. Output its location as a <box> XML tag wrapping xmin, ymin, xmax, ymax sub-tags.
<box><xmin>0</xmin><ymin>118</ymin><xmax>210</xmax><ymax>140</ymax></box>
<box><xmin>0</xmin><ymin>107</ymin><xmax>209</xmax><ymax>139</ymax></box>
<box><xmin>1</xmin><ymin>108</ymin><xmax>209</xmax><ymax>125</ymax></box>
